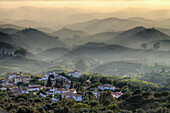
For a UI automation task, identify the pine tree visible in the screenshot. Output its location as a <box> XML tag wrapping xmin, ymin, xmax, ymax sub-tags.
<box><xmin>70</xmin><ymin>81</ymin><xmax>74</xmax><ymax>89</ymax></box>
<box><xmin>46</xmin><ymin>76</ymin><xmax>52</xmax><ymax>87</ymax></box>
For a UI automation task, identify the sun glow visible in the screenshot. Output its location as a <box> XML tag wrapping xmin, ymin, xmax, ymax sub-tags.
<box><xmin>0</xmin><ymin>0</ymin><xmax>170</xmax><ymax>11</ymax></box>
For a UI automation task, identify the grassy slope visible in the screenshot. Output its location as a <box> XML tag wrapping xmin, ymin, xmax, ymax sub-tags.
<box><xmin>140</xmin><ymin>71</ymin><xmax>170</xmax><ymax>86</ymax></box>
<box><xmin>39</xmin><ymin>65</ymin><xmax>73</xmax><ymax>75</ymax></box>
<box><xmin>0</xmin><ymin>56</ymin><xmax>51</xmax><ymax>75</ymax></box>
<box><xmin>87</xmin><ymin>73</ymin><xmax>158</xmax><ymax>88</ymax></box>
<box><xmin>90</xmin><ymin>61</ymin><xmax>170</xmax><ymax>75</ymax></box>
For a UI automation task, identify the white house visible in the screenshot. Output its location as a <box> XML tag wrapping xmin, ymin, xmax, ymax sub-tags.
<box><xmin>68</xmin><ymin>70</ymin><xmax>80</xmax><ymax>78</ymax></box>
<box><xmin>98</xmin><ymin>84</ymin><xmax>115</xmax><ymax>91</ymax></box>
<box><xmin>20</xmin><ymin>87</ymin><xmax>29</xmax><ymax>94</ymax></box>
<box><xmin>61</xmin><ymin>93</ymin><xmax>82</xmax><ymax>101</ymax></box>
<box><xmin>8</xmin><ymin>72</ymin><xmax>23</xmax><ymax>79</ymax></box>
<box><xmin>1</xmin><ymin>86</ymin><xmax>7</xmax><ymax>91</ymax></box>
<box><xmin>55</xmin><ymin>88</ymin><xmax>70</xmax><ymax>94</ymax></box>
<box><xmin>14</xmin><ymin>76</ymin><xmax>31</xmax><ymax>84</ymax></box>
<box><xmin>52</xmin><ymin>98</ymin><xmax>58</xmax><ymax>103</ymax></box>
<box><xmin>46</xmin><ymin>88</ymin><xmax>76</xmax><ymax>95</ymax></box>
<box><xmin>112</xmin><ymin>92</ymin><xmax>123</xmax><ymax>98</ymax></box>
<box><xmin>40</xmin><ymin>93</ymin><xmax>47</xmax><ymax>98</ymax></box>
<box><xmin>63</xmin><ymin>82</ymin><xmax>71</xmax><ymax>89</ymax></box>
<box><xmin>27</xmin><ymin>84</ymin><xmax>43</xmax><ymax>91</ymax></box>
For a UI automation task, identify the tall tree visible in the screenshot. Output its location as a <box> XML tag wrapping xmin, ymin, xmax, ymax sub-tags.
<box><xmin>99</xmin><ymin>91</ymin><xmax>115</xmax><ymax>106</ymax></box>
<box><xmin>70</xmin><ymin>81</ymin><xmax>74</xmax><ymax>89</ymax></box>
<box><xmin>46</xmin><ymin>76</ymin><xmax>52</xmax><ymax>87</ymax></box>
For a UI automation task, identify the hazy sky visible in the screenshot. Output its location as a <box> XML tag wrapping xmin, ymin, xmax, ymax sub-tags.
<box><xmin>0</xmin><ymin>0</ymin><xmax>170</xmax><ymax>12</ymax></box>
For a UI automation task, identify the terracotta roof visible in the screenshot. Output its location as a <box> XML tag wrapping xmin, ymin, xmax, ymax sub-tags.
<box><xmin>69</xmin><ymin>89</ymin><xmax>76</xmax><ymax>92</ymax></box>
<box><xmin>61</xmin><ymin>92</ymin><xmax>82</xmax><ymax>97</ymax></box>
<box><xmin>55</xmin><ymin>88</ymin><xmax>69</xmax><ymax>91</ymax></box>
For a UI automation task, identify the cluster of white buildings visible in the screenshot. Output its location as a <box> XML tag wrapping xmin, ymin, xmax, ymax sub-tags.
<box><xmin>8</xmin><ymin>72</ymin><xmax>32</xmax><ymax>84</ymax></box>
<box><xmin>91</xmin><ymin>84</ymin><xmax>123</xmax><ymax>98</ymax></box>
<box><xmin>67</xmin><ymin>70</ymin><xmax>80</xmax><ymax>78</ymax></box>
<box><xmin>1</xmin><ymin>71</ymin><xmax>124</xmax><ymax>103</ymax></box>
<box><xmin>92</xmin><ymin>91</ymin><xmax>123</xmax><ymax>99</ymax></box>
<box><xmin>98</xmin><ymin>84</ymin><xmax>116</xmax><ymax>91</ymax></box>
<box><xmin>1</xmin><ymin>84</ymin><xmax>43</xmax><ymax>95</ymax></box>
<box><xmin>45</xmin><ymin>88</ymin><xmax>83</xmax><ymax>102</ymax></box>
<box><xmin>40</xmin><ymin>70</ymin><xmax>80</xmax><ymax>81</ymax></box>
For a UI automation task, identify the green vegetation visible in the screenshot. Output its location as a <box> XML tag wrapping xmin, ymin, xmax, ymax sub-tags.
<box><xmin>0</xmin><ymin>56</ymin><xmax>51</xmax><ymax>74</ymax></box>
<box><xmin>39</xmin><ymin>65</ymin><xmax>73</xmax><ymax>75</ymax></box>
<box><xmin>140</xmin><ymin>71</ymin><xmax>170</xmax><ymax>86</ymax></box>
<box><xmin>0</xmin><ymin>72</ymin><xmax>169</xmax><ymax>113</ymax></box>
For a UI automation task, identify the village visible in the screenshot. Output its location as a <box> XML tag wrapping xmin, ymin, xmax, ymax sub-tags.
<box><xmin>0</xmin><ymin>70</ymin><xmax>123</xmax><ymax>103</ymax></box>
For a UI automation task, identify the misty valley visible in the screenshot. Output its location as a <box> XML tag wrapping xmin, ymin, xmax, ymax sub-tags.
<box><xmin>0</xmin><ymin>5</ymin><xmax>170</xmax><ymax>113</ymax></box>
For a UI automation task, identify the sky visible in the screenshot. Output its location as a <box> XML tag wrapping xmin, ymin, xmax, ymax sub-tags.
<box><xmin>0</xmin><ymin>0</ymin><xmax>170</xmax><ymax>12</ymax></box>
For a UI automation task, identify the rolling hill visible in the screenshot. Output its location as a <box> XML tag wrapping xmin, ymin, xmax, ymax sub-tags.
<box><xmin>50</xmin><ymin>27</ymin><xmax>89</xmax><ymax>39</ymax></box>
<box><xmin>0</xmin><ymin>28</ymin><xmax>19</xmax><ymax>35</ymax></box>
<box><xmin>39</xmin><ymin>65</ymin><xmax>73</xmax><ymax>75</ymax></box>
<box><xmin>62</xmin><ymin>42</ymin><xmax>170</xmax><ymax>67</ymax></box>
<box><xmin>82</xmin><ymin>32</ymin><xmax>119</xmax><ymax>43</ymax></box>
<box><xmin>0</xmin><ymin>42</ymin><xmax>19</xmax><ymax>53</ymax></box>
<box><xmin>0</xmin><ymin>56</ymin><xmax>51</xmax><ymax>74</ymax></box>
<box><xmin>0</xmin><ymin>32</ymin><xmax>13</xmax><ymax>43</ymax></box>
<box><xmin>128</xmin><ymin>17</ymin><xmax>155</xmax><ymax>24</ymax></box>
<box><xmin>108</xmin><ymin>26</ymin><xmax>170</xmax><ymax>48</ymax></box>
<box><xmin>60</xmin><ymin>31</ymin><xmax>119</xmax><ymax>47</ymax></box>
<box><xmin>0</xmin><ymin>24</ymin><xmax>24</xmax><ymax>30</ymax></box>
<box><xmin>37</xmin><ymin>47</ymin><xmax>70</xmax><ymax>61</ymax></box>
<box><xmin>156</xmin><ymin>28</ymin><xmax>170</xmax><ymax>36</ymax></box>
<box><xmin>64</xmin><ymin>42</ymin><xmax>140</xmax><ymax>61</ymax></box>
<box><xmin>90</xmin><ymin>61</ymin><xmax>170</xmax><ymax>76</ymax></box>
<box><xmin>67</xmin><ymin>17</ymin><xmax>151</xmax><ymax>33</ymax></box>
<box><xmin>11</xmin><ymin>28</ymin><xmax>67</xmax><ymax>53</ymax></box>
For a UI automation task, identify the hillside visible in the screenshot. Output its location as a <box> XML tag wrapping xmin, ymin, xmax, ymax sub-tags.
<box><xmin>67</xmin><ymin>17</ymin><xmax>151</xmax><ymax>33</ymax></box>
<box><xmin>64</xmin><ymin>42</ymin><xmax>140</xmax><ymax>61</ymax></box>
<box><xmin>39</xmin><ymin>65</ymin><xmax>73</xmax><ymax>75</ymax></box>
<box><xmin>140</xmin><ymin>71</ymin><xmax>170</xmax><ymax>86</ymax></box>
<box><xmin>109</xmin><ymin>27</ymin><xmax>170</xmax><ymax>48</ymax></box>
<box><xmin>11</xmin><ymin>28</ymin><xmax>66</xmax><ymax>53</ymax></box>
<box><xmin>90</xmin><ymin>61</ymin><xmax>170</xmax><ymax>76</ymax></box>
<box><xmin>82</xmin><ymin>32</ymin><xmax>119</xmax><ymax>43</ymax></box>
<box><xmin>0</xmin><ymin>28</ymin><xmax>19</xmax><ymax>34</ymax></box>
<box><xmin>37</xmin><ymin>47</ymin><xmax>70</xmax><ymax>61</ymax></box>
<box><xmin>0</xmin><ymin>42</ymin><xmax>19</xmax><ymax>53</ymax></box>
<box><xmin>156</xmin><ymin>28</ymin><xmax>170</xmax><ymax>36</ymax></box>
<box><xmin>61</xmin><ymin>42</ymin><xmax>170</xmax><ymax>69</ymax></box>
<box><xmin>50</xmin><ymin>27</ymin><xmax>89</xmax><ymax>39</ymax></box>
<box><xmin>37</xmin><ymin>27</ymin><xmax>55</xmax><ymax>33</ymax></box>
<box><xmin>0</xmin><ymin>24</ymin><xmax>24</xmax><ymax>30</ymax></box>
<box><xmin>0</xmin><ymin>32</ymin><xmax>13</xmax><ymax>43</ymax></box>
<box><xmin>149</xmin><ymin>40</ymin><xmax>170</xmax><ymax>51</ymax></box>
<box><xmin>128</xmin><ymin>17</ymin><xmax>155</xmax><ymax>24</ymax></box>
<box><xmin>0</xmin><ymin>56</ymin><xmax>51</xmax><ymax>74</ymax></box>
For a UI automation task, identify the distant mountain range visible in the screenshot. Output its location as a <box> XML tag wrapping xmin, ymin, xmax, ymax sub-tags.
<box><xmin>67</xmin><ymin>17</ymin><xmax>151</xmax><ymax>33</ymax></box>
<box><xmin>0</xmin><ymin>24</ymin><xmax>24</xmax><ymax>30</ymax></box>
